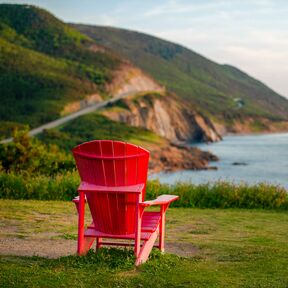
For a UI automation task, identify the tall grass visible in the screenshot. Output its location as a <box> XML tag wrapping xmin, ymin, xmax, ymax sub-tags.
<box><xmin>0</xmin><ymin>171</ymin><xmax>79</xmax><ymax>201</ymax></box>
<box><xmin>0</xmin><ymin>172</ymin><xmax>287</xmax><ymax>209</ymax></box>
<box><xmin>146</xmin><ymin>180</ymin><xmax>288</xmax><ymax>210</ymax></box>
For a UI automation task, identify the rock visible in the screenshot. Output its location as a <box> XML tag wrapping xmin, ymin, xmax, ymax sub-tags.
<box><xmin>232</xmin><ymin>162</ymin><xmax>248</xmax><ymax>166</ymax></box>
<box><xmin>148</xmin><ymin>143</ymin><xmax>219</xmax><ymax>173</ymax></box>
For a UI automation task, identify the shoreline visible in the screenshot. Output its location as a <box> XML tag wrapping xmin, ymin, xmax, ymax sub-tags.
<box><xmin>152</xmin><ymin>133</ymin><xmax>288</xmax><ymax>189</ymax></box>
<box><xmin>148</xmin><ymin>142</ymin><xmax>219</xmax><ymax>174</ymax></box>
<box><xmin>223</xmin><ymin>130</ymin><xmax>288</xmax><ymax>137</ymax></box>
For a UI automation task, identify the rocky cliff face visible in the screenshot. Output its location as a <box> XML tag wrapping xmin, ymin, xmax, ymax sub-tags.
<box><xmin>106</xmin><ymin>63</ymin><xmax>165</xmax><ymax>97</ymax></box>
<box><xmin>102</xmin><ymin>93</ymin><xmax>221</xmax><ymax>143</ymax></box>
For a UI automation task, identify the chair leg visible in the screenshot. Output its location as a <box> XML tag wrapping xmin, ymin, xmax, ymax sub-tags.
<box><xmin>96</xmin><ymin>237</ymin><xmax>102</xmax><ymax>252</ymax></box>
<box><xmin>134</xmin><ymin>220</ymin><xmax>141</xmax><ymax>258</ymax></box>
<box><xmin>135</xmin><ymin>229</ymin><xmax>159</xmax><ymax>266</ymax></box>
<box><xmin>159</xmin><ymin>205</ymin><xmax>166</xmax><ymax>253</ymax></box>
<box><xmin>134</xmin><ymin>199</ymin><xmax>142</xmax><ymax>259</ymax></box>
<box><xmin>77</xmin><ymin>191</ymin><xmax>85</xmax><ymax>255</ymax></box>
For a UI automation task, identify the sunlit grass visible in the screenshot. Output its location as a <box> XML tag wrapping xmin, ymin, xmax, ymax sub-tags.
<box><xmin>0</xmin><ymin>200</ymin><xmax>288</xmax><ymax>287</ymax></box>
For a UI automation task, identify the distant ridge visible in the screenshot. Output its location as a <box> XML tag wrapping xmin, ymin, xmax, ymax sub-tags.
<box><xmin>1</xmin><ymin>4</ymin><xmax>288</xmax><ymax>141</ymax></box>
<box><xmin>72</xmin><ymin>24</ymin><xmax>288</xmax><ymax>124</ymax></box>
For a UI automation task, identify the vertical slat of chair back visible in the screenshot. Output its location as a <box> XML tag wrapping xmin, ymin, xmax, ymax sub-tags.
<box><xmin>73</xmin><ymin>140</ymin><xmax>150</xmax><ymax>235</ymax></box>
<box><xmin>99</xmin><ymin>140</ymin><xmax>115</xmax><ymax>234</ymax></box>
<box><xmin>125</xmin><ymin>143</ymin><xmax>139</xmax><ymax>232</ymax></box>
<box><xmin>113</xmin><ymin>141</ymin><xmax>127</xmax><ymax>234</ymax></box>
<box><xmin>137</xmin><ymin>149</ymin><xmax>149</xmax><ymax>201</ymax></box>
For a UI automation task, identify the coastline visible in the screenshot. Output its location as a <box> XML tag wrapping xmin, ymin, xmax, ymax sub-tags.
<box><xmin>223</xmin><ymin>130</ymin><xmax>288</xmax><ymax>137</ymax></box>
<box><xmin>148</xmin><ymin>142</ymin><xmax>218</xmax><ymax>174</ymax></box>
<box><xmin>153</xmin><ymin>133</ymin><xmax>288</xmax><ymax>189</ymax></box>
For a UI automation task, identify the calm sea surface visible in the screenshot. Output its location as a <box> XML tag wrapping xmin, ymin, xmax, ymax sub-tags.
<box><xmin>150</xmin><ymin>133</ymin><xmax>288</xmax><ymax>188</ymax></box>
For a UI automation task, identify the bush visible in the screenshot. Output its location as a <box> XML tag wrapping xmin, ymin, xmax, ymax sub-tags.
<box><xmin>0</xmin><ymin>171</ymin><xmax>287</xmax><ymax>210</ymax></box>
<box><xmin>0</xmin><ymin>170</ymin><xmax>79</xmax><ymax>200</ymax></box>
<box><xmin>0</xmin><ymin>128</ymin><xmax>75</xmax><ymax>175</ymax></box>
<box><xmin>146</xmin><ymin>180</ymin><xmax>288</xmax><ymax>210</ymax></box>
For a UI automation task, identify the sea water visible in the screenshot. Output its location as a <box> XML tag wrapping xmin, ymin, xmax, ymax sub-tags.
<box><xmin>150</xmin><ymin>133</ymin><xmax>288</xmax><ymax>188</ymax></box>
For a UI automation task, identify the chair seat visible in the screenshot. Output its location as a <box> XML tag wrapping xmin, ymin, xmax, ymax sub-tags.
<box><xmin>84</xmin><ymin>211</ymin><xmax>161</xmax><ymax>240</ymax></box>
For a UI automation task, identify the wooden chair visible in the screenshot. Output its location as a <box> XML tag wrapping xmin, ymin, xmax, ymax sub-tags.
<box><xmin>72</xmin><ymin>140</ymin><xmax>178</xmax><ymax>265</ymax></box>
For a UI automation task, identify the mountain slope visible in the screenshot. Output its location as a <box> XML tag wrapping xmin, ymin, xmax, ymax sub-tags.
<box><xmin>73</xmin><ymin>24</ymin><xmax>288</xmax><ymax>127</ymax></box>
<box><xmin>0</xmin><ymin>4</ymin><xmax>121</xmax><ymax>137</ymax></box>
<box><xmin>0</xmin><ymin>4</ymin><xmax>221</xmax><ymax>145</ymax></box>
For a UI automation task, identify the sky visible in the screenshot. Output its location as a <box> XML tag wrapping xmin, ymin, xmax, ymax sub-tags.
<box><xmin>2</xmin><ymin>0</ymin><xmax>288</xmax><ymax>98</ymax></box>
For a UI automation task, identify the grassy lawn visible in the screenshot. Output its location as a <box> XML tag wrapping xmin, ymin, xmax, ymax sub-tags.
<box><xmin>0</xmin><ymin>200</ymin><xmax>288</xmax><ymax>287</ymax></box>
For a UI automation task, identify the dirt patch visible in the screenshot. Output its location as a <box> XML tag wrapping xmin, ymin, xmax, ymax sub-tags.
<box><xmin>106</xmin><ymin>64</ymin><xmax>164</xmax><ymax>97</ymax></box>
<box><xmin>165</xmin><ymin>242</ymin><xmax>199</xmax><ymax>257</ymax></box>
<box><xmin>0</xmin><ymin>237</ymin><xmax>77</xmax><ymax>258</ymax></box>
<box><xmin>0</xmin><ymin>237</ymin><xmax>199</xmax><ymax>259</ymax></box>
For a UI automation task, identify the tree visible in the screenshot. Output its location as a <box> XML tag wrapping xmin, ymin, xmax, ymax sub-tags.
<box><xmin>0</xmin><ymin>127</ymin><xmax>74</xmax><ymax>175</ymax></box>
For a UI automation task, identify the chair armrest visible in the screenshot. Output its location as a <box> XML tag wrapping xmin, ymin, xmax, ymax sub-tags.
<box><xmin>140</xmin><ymin>194</ymin><xmax>179</xmax><ymax>207</ymax></box>
<box><xmin>78</xmin><ymin>182</ymin><xmax>145</xmax><ymax>194</ymax></box>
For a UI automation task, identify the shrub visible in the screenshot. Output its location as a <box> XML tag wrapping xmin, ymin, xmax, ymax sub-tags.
<box><xmin>146</xmin><ymin>180</ymin><xmax>288</xmax><ymax>210</ymax></box>
<box><xmin>0</xmin><ymin>128</ymin><xmax>75</xmax><ymax>175</ymax></box>
<box><xmin>0</xmin><ymin>171</ymin><xmax>287</xmax><ymax>210</ymax></box>
<box><xmin>0</xmin><ymin>170</ymin><xmax>79</xmax><ymax>200</ymax></box>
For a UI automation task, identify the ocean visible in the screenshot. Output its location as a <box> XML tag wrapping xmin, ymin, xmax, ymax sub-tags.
<box><xmin>150</xmin><ymin>133</ymin><xmax>288</xmax><ymax>188</ymax></box>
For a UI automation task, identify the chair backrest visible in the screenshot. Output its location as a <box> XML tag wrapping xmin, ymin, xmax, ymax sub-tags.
<box><xmin>73</xmin><ymin>140</ymin><xmax>150</xmax><ymax>235</ymax></box>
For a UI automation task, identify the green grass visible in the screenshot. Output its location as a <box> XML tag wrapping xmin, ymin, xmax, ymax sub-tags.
<box><xmin>0</xmin><ymin>170</ymin><xmax>79</xmax><ymax>200</ymax></box>
<box><xmin>0</xmin><ymin>199</ymin><xmax>288</xmax><ymax>287</ymax></box>
<box><xmin>1</xmin><ymin>169</ymin><xmax>287</xmax><ymax>210</ymax></box>
<box><xmin>147</xmin><ymin>180</ymin><xmax>288</xmax><ymax>210</ymax></box>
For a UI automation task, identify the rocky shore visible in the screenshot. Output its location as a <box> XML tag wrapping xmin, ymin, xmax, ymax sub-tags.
<box><xmin>148</xmin><ymin>142</ymin><xmax>218</xmax><ymax>173</ymax></box>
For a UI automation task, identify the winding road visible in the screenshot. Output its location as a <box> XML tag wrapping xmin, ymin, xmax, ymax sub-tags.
<box><xmin>0</xmin><ymin>91</ymin><xmax>135</xmax><ymax>144</ymax></box>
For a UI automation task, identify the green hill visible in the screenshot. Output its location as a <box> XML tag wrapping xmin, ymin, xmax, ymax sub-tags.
<box><xmin>73</xmin><ymin>24</ymin><xmax>288</xmax><ymax>124</ymax></box>
<box><xmin>1</xmin><ymin>4</ymin><xmax>288</xmax><ymax>140</ymax></box>
<box><xmin>0</xmin><ymin>4</ymin><xmax>121</xmax><ymax>137</ymax></box>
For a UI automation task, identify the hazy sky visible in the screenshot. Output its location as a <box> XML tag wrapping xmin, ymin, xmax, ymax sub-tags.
<box><xmin>2</xmin><ymin>0</ymin><xmax>288</xmax><ymax>98</ymax></box>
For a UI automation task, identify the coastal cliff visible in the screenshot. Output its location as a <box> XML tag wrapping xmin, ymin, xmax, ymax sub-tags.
<box><xmin>102</xmin><ymin>92</ymin><xmax>221</xmax><ymax>143</ymax></box>
<box><xmin>99</xmin><ymin>92</ymin><xmax>220</xmax><ymax>172</ymax></box>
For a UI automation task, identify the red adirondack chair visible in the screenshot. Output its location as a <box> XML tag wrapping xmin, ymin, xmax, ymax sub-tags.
<box><xmin>72</xmin><ymin>140</ymin><xmax>178</xmax><ymax>265</ymax></box>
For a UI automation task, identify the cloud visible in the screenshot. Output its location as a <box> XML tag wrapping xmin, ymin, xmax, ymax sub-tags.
<box><xmin>144</xmin><ymin>0</ymin><xmax>230</xmax><ymax>17</ymax></box>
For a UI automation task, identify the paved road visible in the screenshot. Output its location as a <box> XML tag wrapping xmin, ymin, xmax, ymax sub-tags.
<box><xmin>0</xmin><ymin>91</ymin><xmax>135</xmax><ymax>144</ymax></box>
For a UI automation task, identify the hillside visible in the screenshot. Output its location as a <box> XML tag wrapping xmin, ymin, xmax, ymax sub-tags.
<box><xmin>0</xmin><ymin>4</ymin><xmax>222</xmax><ymax>147</ymax></box>
<box><xmin>73</xmin><ymin>24</ymin><xmax>288</xmax><ymax>132</ymax></box>
<box><xmin>0</xmin><ymin>4</ymin><xmax>122</xmax><ymax>138</ymax></box>
<box><xmin>2</xmin><ymin>3</ymin><xmax>288</xmax><ymax>151</ymax></box>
